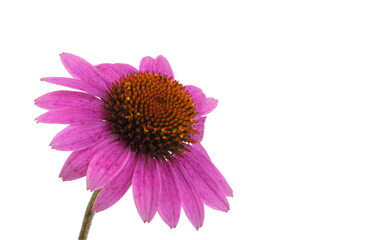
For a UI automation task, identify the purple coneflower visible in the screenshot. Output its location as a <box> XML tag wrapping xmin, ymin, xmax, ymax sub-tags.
<box><xmin>35</xmin><ymin>53</ymin><xmax>232</xmax><ymax>238</ymax></box>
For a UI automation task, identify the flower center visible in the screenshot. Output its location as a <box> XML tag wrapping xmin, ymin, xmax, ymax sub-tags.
<box><xmin>103</xmin><ymin>72</ymin><xmax>198</xmax><ymax>159</ymax></box>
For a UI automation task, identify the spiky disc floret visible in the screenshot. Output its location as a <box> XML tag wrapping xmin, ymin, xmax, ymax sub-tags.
<box><xmin>103</xmin><ymin>72</ymin><xmax>198</xmax><ymax>159</ymax></box>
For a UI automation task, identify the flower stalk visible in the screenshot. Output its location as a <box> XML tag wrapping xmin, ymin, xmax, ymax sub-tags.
<box><xmin>79</xmin><ymin>190</ymin><xmax>100</xmax><ymax>240</ymax></box>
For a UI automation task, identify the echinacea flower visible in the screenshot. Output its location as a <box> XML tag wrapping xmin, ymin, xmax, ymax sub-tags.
<box><xmin>35</xmin><ymin>53</ymin><xmax>232</xmax><ymax>236</ymax></box>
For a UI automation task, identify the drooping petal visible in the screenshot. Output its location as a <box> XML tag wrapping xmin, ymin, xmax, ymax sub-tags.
<box><xmin>41</xmin><ymin>77</ymin><xmax>105</xmax><ymax>98</ymax></box>
<box><xmin>92</xmin><ymin>151</ymin><xmax>138</xmax><ymax>212</ymax></box>
<box><xmin>190</xmin><ymin>116</ymin><xmax>206</xmax><ymax>143</ymax></box>
<box><xmin>59</xmin><ymin>135</ymin><xmax>117</xmax><ymax>181</ymax></box>
<box><xmin>139</xmin><ymin>55</ymin><xmax>174</xmax><ymax>79</ymax></box>
<box><xmin>87</xmin><ymin>140</ymin><xmax>130</xmax><ymax>191</ymax></box>
<box><xmin>50</xmin><ymin>122</ymin><xmax>111</xmax><ymax>151</ymax></box>
<box><xmin>178</xmin><ymin>150</ymin><xmax>230</xmax><ymax>212</ymax></box>
<box><xmin>35</xmin><ymin>107</ymin><xmax>105</xmax><ymax>124</ymax></box>
<box><xmin>170</xmin><ymin>160</ymin><xmax>204</xmax><ymax>230</ymax></box>
<box><xmin>191</xmin><ymin>143</ymin><xmax>233</xmax><ymax>197</ymax></box>
<box><xmin>95</xmin><ymin>63</ymin><xmax>138</xmax><ymax>82</ymax></box>
<box><xmin>60</xmin><ymin>53</ymin><xmax>110</xmax><ymax>91</ymax></box>
<box><xmin>35</xmin><ymin>90</ymin><xmax>102</xmax><ymax>111</ymax></box>
<box><xmin>158</xmin><ymin>161</ymin><xmax>181</xmax><ymax>228</ymax></box>
<box><xmin>132</xmin><ymin>155</ymin><xmax>161</xmax><ymax>223</ymax></box>
<box><xmin>185</xmin><ymin>85</ymin><xmax>218</xmax><ymax>117</ymax></box>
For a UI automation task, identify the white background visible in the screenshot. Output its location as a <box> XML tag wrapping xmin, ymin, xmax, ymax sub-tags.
<box><xmin>1</xmin><ymin>0</ymin><xmax>391</xmax><ymax>239</ymax></box>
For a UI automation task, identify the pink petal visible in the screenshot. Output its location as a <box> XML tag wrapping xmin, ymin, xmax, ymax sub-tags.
<box><xmin>190</xmin><ymin>117</ymin><xmax>206</xmax><ymax>143</ymax></box>
<box><xmin>95</xmin><ymin>63</ymin><xmax>137</xmax><ymax>82</ymax></box>
<box><xmin>50</xmin><ymin>122</ymin><xmax>111</xmax><ymax>151</ymax></box>
<box><xmin>132</xmin><ymin>155</ymin><xmax>161</xmax><ymax>223</ymax></box>
<box><xmin>191</xmin><ymin>143</ymin><xmax>233</xmax><ymax>197</ymax></box>
<box><xmin>157</xmin><ymin>161</ymin><xmax>181</xmax><ymax>228</ymax></box>
<box><xmin>139</xmin><ymin>55</ymin><xmax>174</xmax><ymax>79</ymax></box>
<box><xmin>184</xmin><ymin>85</ymin><xmax>218</xmax><ymax>117</ymax></box>
<box><xmin>41</xmin><ymin>77</ymin><xmax>105</xmax><ymax>98</ymax></box>
<box><xmin>35</xmin><ymin>90</ymin><xmax>102</xmax><ymax>111</ymax></box>
<box><xmin>35</xmin><ymin>107</ymin><xmax>105</xmax><ymax>124</ymax></box>
<box><xmin>87</xmin><ymin>140</ymin><xmax>130</xmax><ymax>191</ymax></box>
<box><xmin>59</xmin><ymin>135</ymin><xmax>117</xmax><ymax>181</ymax></box>
<box><xmin>60</xmin><ymin>53</ymin><xmax>110</xmax><ymax>91</ymax></box>
<box><xmin>92</xmin><ymin>152</ymin><xmax>138</xmax><ymax>212</ymax></box>
<box><xmin>178</xmin><ymin>151</ymin><xmax>229</xmax><ymax>212</ymax></box>
<box><xmin>170</xmin><ymin>160</ymin><xmax>204</xmax><ymax>230</ymax></box>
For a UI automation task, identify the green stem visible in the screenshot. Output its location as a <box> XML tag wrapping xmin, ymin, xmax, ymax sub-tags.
<box><xmin>78</xmin><ymin>190</ymin><xmax>100</xmax><ymax>240</ymax></box>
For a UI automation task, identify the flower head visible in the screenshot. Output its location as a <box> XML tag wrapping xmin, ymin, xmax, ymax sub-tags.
<box><xmin>35</xmin><ymin>53</ymin><xmax>232</xmax><ymax>229</ymax></box>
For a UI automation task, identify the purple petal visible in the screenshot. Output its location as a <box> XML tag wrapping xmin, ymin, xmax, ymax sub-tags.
<box><xmin>139</xmin><ymin>55</ymin><xmax>174</xmax><ymax>79</ymax></box>
<box><xmin>178</xmin><ymin>150</ymin><xmax>230</xmax><ymax>212</ymax></box>
<box><xmin>190</xmin><ymin>117</ymin><xmax>206</xmax><ymax>143</ymax></box>
<box><xmin>185</xmin><ymin>85</ymin><xmax>218</xmax><ymax>117</ymax></box>
<box><xmin>35</xmin><ymin>90</ymin><xmax>102</xmax><ymax>111</ymax></box>
<box><xmin>59</xmin><ymin>135</ymin><xmax>117</xmax><ymax>181</ymax></box>
<box><xmin>158</xmin><ymin>161</ymin><xmax>181</xmax><ymax>228</ymax></box>
<box><xmin>191</xmin><ymin>143</ymin><xmax>233</xmax><ymax>197</ymax></box>
<box><xmin>170</xmin><ymin>160</ymin><xmax>204</xmax><ymax>230</ymax></box>
<box><xmin>87</xmin><ymin>140</ymin><xmax>130</xmax><ymax>191</ymax></box>
<box><xmin>50</xmin><ymin>122</ymin><xmax>111</xmax><ymax>151</ymax></box>
<box><xmin>60</xmin><ymin>53</ymin><xmax>110</xmax><ymax>91</ymax></box>
<box><xmin>95</xmin><ymin>63</ymin><xmax>138</xmax><ymax>82</ymax></box>
<box><xmin>41</xmin><ymin>77</ymin><xmax>105</xmax><ymax>98</ymax></box>
<box><xmin>35</xmin><ymin>108</ymin><xmax>105</xmax><ymax>124</ymax></box>
<box><xmin>132</xmin><ymin>155</ymin><xmax>161</xmax><ymax>223</ymax></box>
<box><xmin>92</xmin><ymin>152</ymin><xmax>138</xmax><ymax>212</ymax></box>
